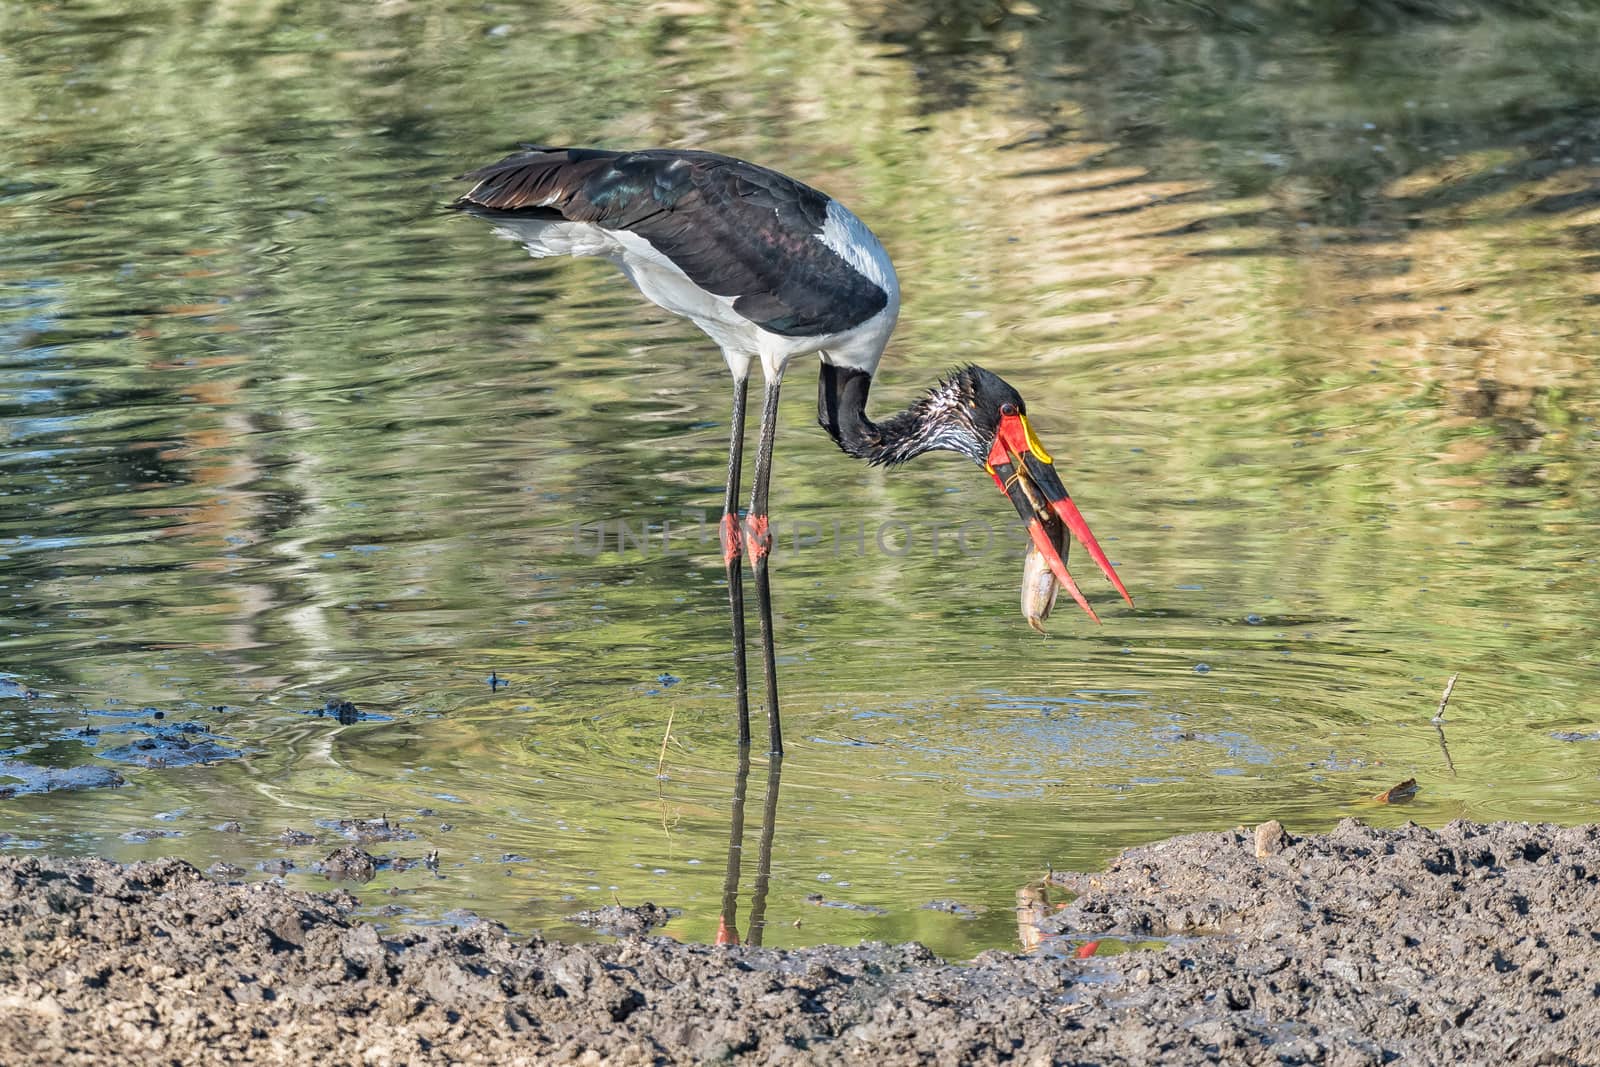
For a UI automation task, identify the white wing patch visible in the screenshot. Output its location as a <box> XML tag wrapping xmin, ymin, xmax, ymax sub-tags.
<box><xmin>490</xmin><ymin>218</ymin><xmax>616</xmax><ymax>259</ymax></box>
<box><xmin>818</xmin><ymin>200</ymin><xmax>898</xmax><ymax>296</ymax></box>
<box><xmin>812</xmin><ymin>200</ymin><xmax>900</xmax><ymax>377</ymax></box>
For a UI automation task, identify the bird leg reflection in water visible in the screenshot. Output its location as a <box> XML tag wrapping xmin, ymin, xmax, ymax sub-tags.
<box><xmin>454</xmin><ymin>147</ymin><xmax>1133</xmax><ymax>753</ymax></box>
<box><xmin>717</xmin><ymin>750</ymin><xmax>783</xmax><ymax>947</ymax></box>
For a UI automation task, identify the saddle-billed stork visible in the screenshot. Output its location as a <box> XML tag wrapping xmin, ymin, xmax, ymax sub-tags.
<box><xmin>454</xmin><ymin>147</ymin><xmax>1132</xmax><ymax>756</ymax></box>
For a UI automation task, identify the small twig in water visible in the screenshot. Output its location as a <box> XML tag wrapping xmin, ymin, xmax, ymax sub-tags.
<box><xmin>1433</xmin><ymin>673</ymin><xmax>1459</xmax><ymax>724</ymax></box>
<box><xmin>656</xmin><ymin>708</ymin><xmax>676</xmax><ymax>779</ymax></box>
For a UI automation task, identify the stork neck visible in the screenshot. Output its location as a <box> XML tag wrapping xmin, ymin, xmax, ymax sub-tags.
<box><xmin>817</xmin><ymin>363</ymin><xmax>975</xmax><ymax>467</ymax></box>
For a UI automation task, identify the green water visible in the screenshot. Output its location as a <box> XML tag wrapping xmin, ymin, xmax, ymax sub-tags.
<box><xmin>2</xmin><ymin>0</ymin><xmax>1599</xmax><ymax>957</ymax></box>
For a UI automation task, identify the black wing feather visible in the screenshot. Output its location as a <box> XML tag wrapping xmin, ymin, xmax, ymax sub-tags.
<box><xmin>455</xmin><ymin>148</ymin><xmax>889</xmax><ymax>338</ymax></box>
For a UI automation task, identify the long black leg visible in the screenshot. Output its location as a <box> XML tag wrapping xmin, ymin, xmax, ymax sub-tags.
<box><xmin>747</xmin><ymin>378</ymin><xmax>783</xmax><ymax>757</ymax></box>
<box><xmin>722</xmin><ymin>375</ymin><xmax>752</xmax><ymax>747</ymax></box>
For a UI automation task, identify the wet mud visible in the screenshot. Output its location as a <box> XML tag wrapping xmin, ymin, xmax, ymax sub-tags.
<box><xmin>3</xmin><ymin>709</ymin><xmax>247</xmax><ymax>794</ymax></box>
<box><xmin>0</xmin><ymin>678</ymin><xmax>40</xmax><ymax>700</ymax></box>
<box><xmin>324</xmin><ymin>815</ymin><xmax>417</xmax><ymax>844</ymax></box>
<box><xmin>0</xmin><ymin>759</ymin><xmax>124</xmax><ymax>798</ymax></box>
<box><xmin>96</xmin><ymin>731</ymin><xmax>243</xmax><ymax>768</ymax></box>
<box><xmin>1</xmin><ymin>700</ymin><xmax>388</xmax><ymax>801</ymax></box>
<box><xmin>571</xmin><ymin>902</ymin><xmax>678</xmax><ymax>936</ymax></box>
<box><xmin>1</xmin><ymin>818</ymin><xmax>1595</xmax><ymax>1065</ymax></box>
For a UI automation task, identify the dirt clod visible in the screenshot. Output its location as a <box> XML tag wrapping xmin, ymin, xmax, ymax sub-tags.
<box><xmin>318</xmin><ymin>845</ymin><xmax>379</xmax><ymax>883</ymax></box>
<box><xmin>1253</xmin><ymin>818</ymin><xmax>1289</xmax><ymax>856</ymax></box>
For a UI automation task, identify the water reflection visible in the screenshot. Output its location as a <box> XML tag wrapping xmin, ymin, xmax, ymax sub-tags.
<box><xmin>717</xmin><ymin>750</ymin><xmax>784</xmax><ymax>947</ymax></box>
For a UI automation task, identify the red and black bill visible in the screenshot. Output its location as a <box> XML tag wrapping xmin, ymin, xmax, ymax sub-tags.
<box><xmin>985</xmin><ymin>405</ymin><xmax>1133</xmax><ymax>624</ymax></box>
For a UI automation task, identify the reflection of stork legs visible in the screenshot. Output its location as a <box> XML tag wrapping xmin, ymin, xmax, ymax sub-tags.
<box><xmin>716</xmin><ymin>749</ymin><xmax>752</xmax><ymax>945</ymax></box>
<box><xmin>747</xmin><ymin>753</ymin><xmax>783</xmax><ymax>945</ymax></box>
<box><xmin>716</xmin><ymin>750</ymin><xmax>784</xmax><ymax>946</ymax></box>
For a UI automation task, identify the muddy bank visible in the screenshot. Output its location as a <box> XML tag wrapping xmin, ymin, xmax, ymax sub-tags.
<box><xmin>1</xmin><ymin>819</ymin><xmax>1594</xmax><ymax>1065</ymax></box>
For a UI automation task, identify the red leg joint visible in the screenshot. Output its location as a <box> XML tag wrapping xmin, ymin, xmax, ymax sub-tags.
<box><xmin>743</xmin><ymin>514</ymin><xmax>772</xmax><ymax>562</ymax></box>
<box><xmin>719</xmin><ymin>513</ymin><xmax>742</xmax><ymax>566</ymax></box>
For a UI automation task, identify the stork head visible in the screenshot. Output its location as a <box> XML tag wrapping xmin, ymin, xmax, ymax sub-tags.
<box><xmin>816</xmin><ymin>361</ymin><xmax>1132</xmax><ymax>625</ymax></box>
<box><xmin>947</xmin><ymin>366</ymin><xmax>1134</xmax><ymax>626</ymax></box>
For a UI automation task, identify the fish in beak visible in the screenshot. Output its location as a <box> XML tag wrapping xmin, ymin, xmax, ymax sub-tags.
<box><xmin>1021</xmin><ymin>513</ymin><xmax>1065</xmax><ymax>634</ymax></box>
<box><xmin>985</xmin><ymin>403</ymin><xmax>1133</xmax><ymax>627</ymax></box>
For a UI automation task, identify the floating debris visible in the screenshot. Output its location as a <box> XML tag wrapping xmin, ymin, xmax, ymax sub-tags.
<box><xmin>278</xmin><ymin>828</ymin><xmax>318</xmax><ymax>846</ymax></box>
<box><xmin>207</xmin><ymin>862</ymin><xmax>245</xmax><ymax>879</ymax></box>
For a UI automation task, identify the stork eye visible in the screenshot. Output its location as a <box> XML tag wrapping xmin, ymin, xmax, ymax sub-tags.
<box><xmin>1000</xmin><ymin>402</ymin><xmax>1019</xmax><ymax>417</ymax></box>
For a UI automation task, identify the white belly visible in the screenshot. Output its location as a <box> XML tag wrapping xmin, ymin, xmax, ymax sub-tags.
<box><xmin>488</xmin><ymin>217</ymin><xmax>897</xmax><ymax>383</ymax></box>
